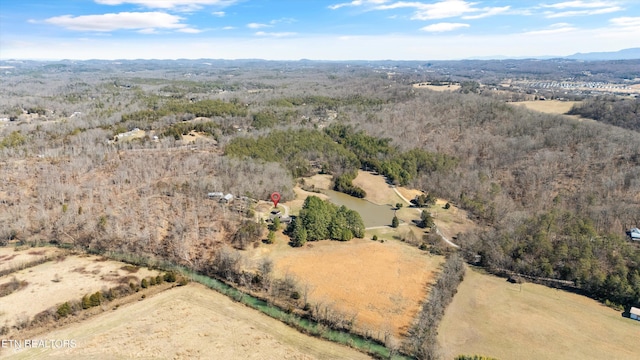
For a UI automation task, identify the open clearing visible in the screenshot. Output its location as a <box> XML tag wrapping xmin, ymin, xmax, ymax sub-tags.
<box><xmin>412</xmin><ymin>83</ymin><xmax>461</xmax><ymax>92</ymax></box>
<box><xmin>510</xmin><ymin>100</ymin><xmax>580</xmax><ymax>116</ymax></box>
<box><xmin>267</xmin><ymin>238</ymin><xmax>444</xmax><ymax>338</ymax></box>
<box><xmin>438</xmin><ymin>267</ymin><xmax>640</xmax><ymax>360</ymax></box>
<box><xmin>0</xmin><ymin>252</ymin><xmax>159</xmax><ymax>326</ymax></box>
<box><xmin>3</xmin><ymin>283</ymin><xmax>370</xmax><ymax>360</ymax></box>
<box><xmin>352</xmin><ymin>171</ymin><xmax>403</xmax><ymax>206</ymax></box>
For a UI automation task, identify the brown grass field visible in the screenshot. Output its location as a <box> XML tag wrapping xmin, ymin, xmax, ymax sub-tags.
<box><xmin>0</xmin><ymin>247</ymin><xmax>61</xmax><ymax>273</ymax></box>
<box><xmin>438</xmin><ymin>267</ymin><xmax>640</xmax><ymax>360</ymax></box>
<box><xmin>0</xmin><ymin>253</ymin><xmax>159</xmax><ymax>328</ymax></box>
<box><xmin>265</xmin><ymin>238</ymin><xmax>444</xmax><ymax>338</ymax></box>
<box><xmin>352</xmin><ymin>171</ymin><xmax>402</xmax><ymax>206</ymax></box>
<box><xmin>510</xmin><ymin>100</ymin><xmax>580</xmax><ymax>116</ymax></box>
<box><xmin>3</xmin><ymin>283</ymin><xmax>371</xmax><ymax>360</ymax></box>
<box><xmin>412</xmin><ymin>83</ymin><xmax>461</xmax><ymax>92</ymax></box>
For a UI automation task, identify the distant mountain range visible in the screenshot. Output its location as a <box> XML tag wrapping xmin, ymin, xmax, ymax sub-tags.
<box><xmin>469</xmin><ymin>47</ymin><xmax>640</xmax><ymax>61</ymax></box>
<box><xmin>565</xmin><ymin>47</ymin><xmax>640</xmax><ymax>60</ymax></box>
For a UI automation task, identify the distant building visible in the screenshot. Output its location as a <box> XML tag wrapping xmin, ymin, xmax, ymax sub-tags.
<box><xmin>208</xmin><ymin>192</ymin><xmax>223</xmax><ymax>199</ymax></box>
<box><xmin>220</xmin><ymin>193</ymin><xmax>234</xmax><ymax>203</ymax></box>
<box><xmin>627</xmin><ymin>228</ymin><xmax>640</xmax><ymax>241</ymax></box>
<box><xmin>631</xmin><ymin>307</ymin><xmax>640</xmax><ymax>321</ymax></box>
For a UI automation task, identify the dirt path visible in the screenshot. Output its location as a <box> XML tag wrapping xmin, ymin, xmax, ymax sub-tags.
<box><xmin>392</xmin><ymin>187</ymin><xmax>460</xmax><ymax>248</ymax></box>
<box><xmin>4</xmin><ymin>283</ymin><xmax>371</xmax><ymax>360</ymax></box>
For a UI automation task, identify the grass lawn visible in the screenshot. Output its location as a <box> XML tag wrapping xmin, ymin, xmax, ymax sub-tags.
<box><xmin>438</xmin><ymin>267</ymin><xmax>640</xmax><ymax>360</ymax></box>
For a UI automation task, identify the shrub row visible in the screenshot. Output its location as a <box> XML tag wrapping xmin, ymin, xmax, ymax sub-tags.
<box><xmin>9</xmin><ymin>271</ymin><xmax>183</xmax><ymax>335</ymax></box>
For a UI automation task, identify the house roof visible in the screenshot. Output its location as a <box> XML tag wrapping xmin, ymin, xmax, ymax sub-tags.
<box><xmin>631</xmin><ymin>307</ymin><xmax>640</xmax><ymax>316</ymax></box>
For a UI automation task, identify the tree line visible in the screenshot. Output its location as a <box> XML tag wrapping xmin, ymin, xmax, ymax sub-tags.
<box><xmin>405</xmin><ymin>253</ymin><xmax>466</xmax><ymax>359</ymax></box>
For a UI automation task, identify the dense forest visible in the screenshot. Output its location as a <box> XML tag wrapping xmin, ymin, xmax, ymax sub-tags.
<box><xmin>1</xmin><ymin>59</ymin><xmax>639</xmax><ymax>313</ymax></box>
<box><xmin>568</xmin><ymin>97</ymin><xmax>640</xmax><ymax>131</ymax></box>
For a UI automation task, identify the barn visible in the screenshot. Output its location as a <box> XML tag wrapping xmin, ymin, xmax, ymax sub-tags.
<box><xmin>631</xmin><ymin>307</ymin><xmax>640</xmax><ymax>321</ymax></box>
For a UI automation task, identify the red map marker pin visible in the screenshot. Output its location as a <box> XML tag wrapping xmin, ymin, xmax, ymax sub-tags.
<box><xmin>270</xmin><ymin>192</ymin><xmax>281</xmax><ymax>207</ymax></box>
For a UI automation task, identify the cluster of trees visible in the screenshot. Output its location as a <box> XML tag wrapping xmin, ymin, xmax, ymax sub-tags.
<box><xmin>268</xmin><ymin>94</ymin><xmax>384</xmax><ymax>109</ymax></box>
<box><xmin>419</xmin><ymin>210</ymin><xmax>435</xmax><ymax>229</ymax></box>
<box><xmin>225</xmin><ymin>124</ymin><xmax>456</xmax><ymax>200</ymax></box>
<box><xmin>567</xmin><ymin>97</ymin><xmax>640</xmax><ymax>131</ymax></box>
<box><xmin>286</xmin><ymin>196</ymin><xmax>365</xmax><ymax>246</ymax></box>
<box><xmin>231</xmin><ymin>220</ymin><xmax>264</xmax><ymax>250</ymax></box>
<box><xmin>250</xmin><ymin>109</ymin><xmax>298</xmax><ymax>129</ymax></box>
<box><xmin>333</xmin><ymin>170</ymin><xmax>366</xmax><ymax>198</ymax></box>
<box><xmin>121</xmin><ymin>98</ymin><xmax>247</xmax><ymax>126</ymax></box>
<box><xmin>325</xmin><ymin>124</ymin><xmax>458</xmax><ymax>186</ymax></box>
<box><xmin>225</xmin><ymin>128</ymin><xmax>359</xmax><ymax>177</ymax></box>
<box><xmin>159</xmin><ymin>80</ymin><xmax>239</xmax><ymax>94</ymax></box>
<box><xmin>161</xmin><ymin>120</ymin><xmax>220</xmax><ymax>140</ymax></box>
<box><xmin>413</xmin><ymin>193</ymin><xmax>437</xmax><ymax>208</ymax></box>
<box><xmin>405</xmin><ymin>253</ymin><xmax>465</xmax><ymax>359</ymax></box>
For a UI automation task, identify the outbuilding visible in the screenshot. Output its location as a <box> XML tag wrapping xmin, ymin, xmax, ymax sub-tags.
<box><xmin>631</xmin><ymin>307</ymin><xmax>640</xmax><ymax>321</ymax></box>
<box><xmin>220</xmin><ymin>193</ymin><xmax>234</xmax><ymax>203</ymax></box>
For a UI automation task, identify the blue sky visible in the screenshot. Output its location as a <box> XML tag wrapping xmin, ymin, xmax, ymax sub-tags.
<box><xmin>1</xmin><ymin>0</ymin><xmax>639</xmax><ymax>60</ymax></box>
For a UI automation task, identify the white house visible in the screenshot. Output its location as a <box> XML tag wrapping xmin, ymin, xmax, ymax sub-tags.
<box><xmin>631</xmin><ymin>307</ymin><xmax>640</xmax><ymax>321</ymax></box>
<box><xmin>627</xmin><ymin>228</ymin><xmax>640</xmax><ymax>241</ymax></box>
<box><xmin>208</xmin><ymin>192</ymin><xmax>223</xmax><ymax>199</ymax></box>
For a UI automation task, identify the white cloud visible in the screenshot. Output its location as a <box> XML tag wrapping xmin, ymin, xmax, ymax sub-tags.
<box><xmin>522</xmin><ymin>23</ymin><xmax>577</xmax><ymax>35</ymax></box>
<box><xmin>222</xmin><ymin>26</ymin><xmax>236</xmax><ymax>30</ymax></box>
<box><xmin>247</xmin><ymin>22</ymin><xmax>270</xmax><ymax>29</ymax></box>
<box><xmin>545</xmin><ymin>6</ymin><xmax>621</xmax><ymax>17</ymax></box>
<box><xmin>270</xmin><ymin>18</ymin><xmax>297</xmax><ymax>25</ymax></box>
<box><xmin>462</xmin><ymin>6</ymin><xmax>510</xmax><ymax>19</ymax></box>
<box><xmin>255</xmin><ymin>31</ymin><xmax>296</xmax><ymax>37</ymax></box>
<box><xmin>420</xmin><ymin>22</ymin><xmax>470</xmax><ymax>32</ymax></box>
<box><xmin>44</xmin><ymin>12</ymin><xmax>191</xmax><ymax>32</ymax></box>
<box><xmin>541</xmin><ymin>1</ymin><xmax>623</xmax><ymax>17</ymax></box>
<box><xmin>177</xmin><ymin>27</ymin><xmax>203</xmax><ymax>33</ymax></box>
<box><xmin>541</xmin><ymin>1</ymin><xmax>619</xmax><ymax>9</ymax></box>
<box><xmin>328</xmin><ymin>0</ymin><xmax>389</xmax><ymax>10</ymax></box>
<box><xmin>212</xmin><ymin>11</ymin><xmax>225</xmax><ymax>17</ymax></box>
<box><xmin>370</xmin><ymin>0</ymin><xmax>509</xmax><ymax>21</ymax></box>
<box><xmin>410</xmin><ymin>0</ymin><xmax>478</xmax><ymax>20</ymax></box>
<box><xmin>609</xmin><ymin>16</ymin><xmax>640</xmax><ymax>27</ymax></box>
<box><xmin>95</xmin><ymin>0</ymin><xmax>238</xmax><ymax>11</ymax></box>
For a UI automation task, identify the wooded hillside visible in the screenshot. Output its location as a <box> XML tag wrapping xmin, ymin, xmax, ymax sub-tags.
<box><xmin>1</xmin><ymin>60</ymin><xmax>639</xmax><ymax>310</ymax></box>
